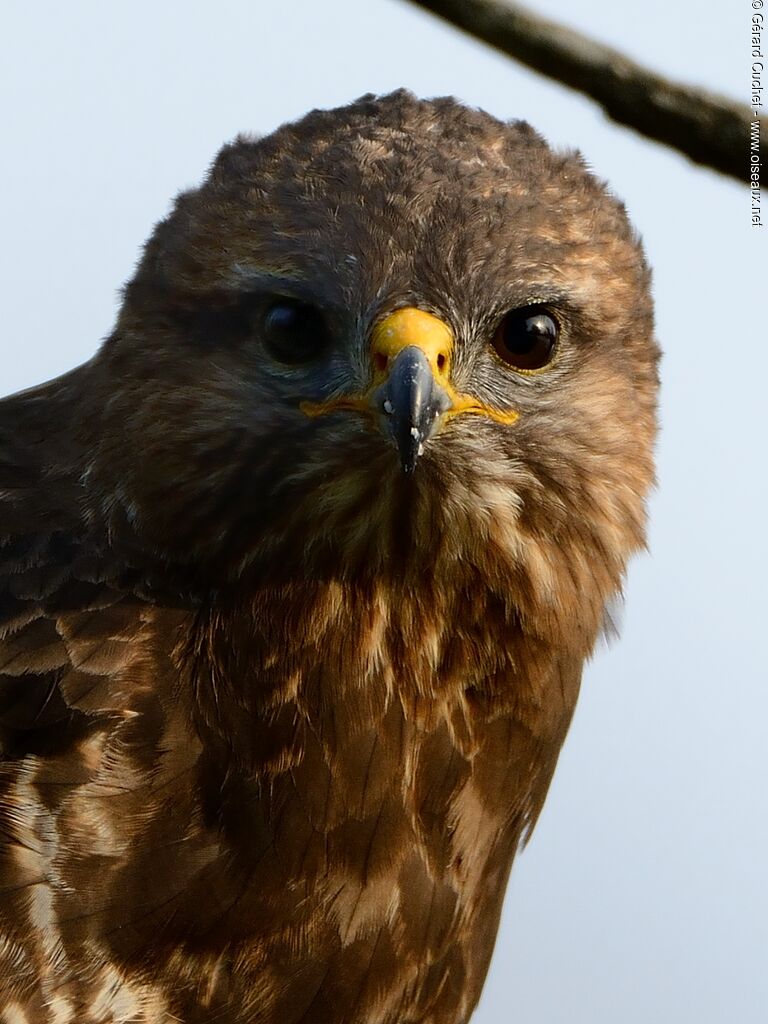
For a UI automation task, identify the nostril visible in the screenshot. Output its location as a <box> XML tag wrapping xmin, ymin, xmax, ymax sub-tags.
<box><xmin>436</xmin><ymin>352</ymin><xmax>447</xmax><ymax>372</ymax></box>
<box><xmin>374</xmin><ymin>352</ymin><xmax>389</xmax><ymax>373</ymax></box>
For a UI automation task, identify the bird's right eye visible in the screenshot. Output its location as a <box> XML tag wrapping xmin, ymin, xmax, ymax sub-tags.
<box><xmin>261</xmin><ymin>300</ymin><xmax>331</xmax><ymax>364</ymax></box>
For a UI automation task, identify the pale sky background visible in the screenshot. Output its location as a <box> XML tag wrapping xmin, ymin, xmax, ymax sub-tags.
<box><xmin>1</xmin><ymin>1</ymin><xmax>765</xmax><ymax>1021</ymax></box>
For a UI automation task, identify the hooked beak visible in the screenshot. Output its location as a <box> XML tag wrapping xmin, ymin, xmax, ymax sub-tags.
<box><xmin>368</xmin><ymin>308</ymin><xmax>454</xmax><ymax>473</ymax></box>
<box><xmin>373</xmin><ymin>344</ymin><xmax>452</xmax><ymax>473</ymax></box>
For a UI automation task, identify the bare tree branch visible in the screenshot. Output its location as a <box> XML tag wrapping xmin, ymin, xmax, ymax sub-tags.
<box><xmin>407</xmin><ymin>0</ymin><xmax>763</xmax><ymax>183</ymax></box>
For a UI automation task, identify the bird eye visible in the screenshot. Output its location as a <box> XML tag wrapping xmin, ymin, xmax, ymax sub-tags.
<box><xmin>261</xmin><ymin>300</ymin><xmax>330</xmax><ymax>364</ymax></box>
<box><xmin>491</xmin><ymin>307</ymin><xmax>559</xmax><ymax>372</ymax></box>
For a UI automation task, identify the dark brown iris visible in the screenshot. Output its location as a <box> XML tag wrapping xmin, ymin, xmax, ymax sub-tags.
<box><xmin>491</xmin><ymin>306</ymin><xmax>559</xmax><ymax>371</ymax></box>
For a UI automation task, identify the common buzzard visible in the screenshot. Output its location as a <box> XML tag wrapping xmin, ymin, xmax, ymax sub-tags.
<box><xmin>0</xmin><ymin>91</ymin><xmax>658</xmax><ymax>1023</ymax></box>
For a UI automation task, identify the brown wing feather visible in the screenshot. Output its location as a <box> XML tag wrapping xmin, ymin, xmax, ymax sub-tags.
<box><xmin>1</xmin><ymin>372</ymin><xmax>115</xmax><ymax>754</ymax></box>
<box><xmin>0</xmin><ymin>375</ymin><xmax>166</xmax><ymax>1011</ymax></box>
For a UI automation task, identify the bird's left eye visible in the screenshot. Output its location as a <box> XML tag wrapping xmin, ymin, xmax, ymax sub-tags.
<box><xmin>491</xmin><ymin>307</ymin><xmax>559</xmax><ymax>372</ymax></box>
<box><xmin>261</xmin><ymin>300</ymin><xmax>331</xmax><ymax>364</ymax></box>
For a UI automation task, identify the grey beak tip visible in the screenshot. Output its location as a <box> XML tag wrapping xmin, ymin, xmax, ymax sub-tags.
<box><xmin>376</xmin><ymin>346</ymin><xmax>448</xmax><ymax>473</ymax></box>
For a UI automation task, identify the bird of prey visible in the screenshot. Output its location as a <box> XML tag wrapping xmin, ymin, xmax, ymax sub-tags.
<box><xmin>0</xmin><ymin>91</ymin><xmax>658</xmax><ymax>1023</ymax></box>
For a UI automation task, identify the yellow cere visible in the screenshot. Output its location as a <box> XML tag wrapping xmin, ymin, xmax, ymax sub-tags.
<box><xmin>370</xmin><ymin>308</ymin><xmax>453</xmax><ymax>383</ymax></box>
<box><xmin>300</xmin><ymin>307</ymin><xmax>519</xmax><ymax>427</ymax></box>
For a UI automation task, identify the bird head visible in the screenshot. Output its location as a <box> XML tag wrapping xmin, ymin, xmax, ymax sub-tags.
<box><xmin>84</xmin><ymin>91</ymin><xmax>658</xmax><ymax>625</ymax></box>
